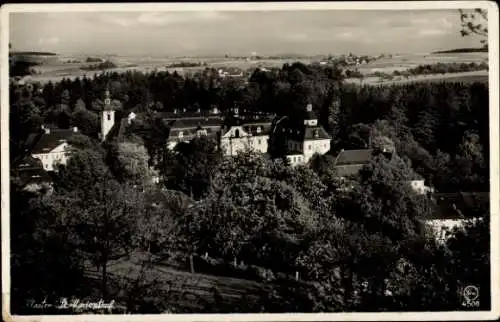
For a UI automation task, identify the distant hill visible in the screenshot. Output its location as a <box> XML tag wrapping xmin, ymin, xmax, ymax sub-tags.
<box><xmin>10</xmin><ymin>51</ymin><xmax>57</xmax><ymax>56</ymax></box>
<box><xmin>433</xmin><ymin>47</ymin><xmax>488</xmax><ymax>54</ymax></box>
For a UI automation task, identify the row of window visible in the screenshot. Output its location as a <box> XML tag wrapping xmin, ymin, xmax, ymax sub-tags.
<box><xmin>221</xmin><ymin>138</ymin><xmax>266</xmax><ymax>150</ymax></box>
<box><xmin>40</xmin><ymin>152</ymin><xmax>66</xmax><ymax>161</ymax></box>
<box><xmin>289</xmin><ymin>141</ymin><xmax>328</xmax><ymax>152</ymax></box>
<box><xmin>178</xmin><ymin>130</ymin><xmax>208</xmax><ymax>138</ymax></box>
<box><xmin>289</xmin><ymin>155</ymin><xmax>303</xmax><ymax>164</ymax></box>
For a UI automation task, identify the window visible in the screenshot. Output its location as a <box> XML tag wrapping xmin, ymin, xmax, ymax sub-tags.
<box><xmin>258</xmin><ymin>139</ymin><xmax>261</xmax><ymax>145</ymax></box>
<box><xmin>308</xmin><ymin>144</ymin><xmax>311</xmax><ymax>150</ymax></box>
<box><xmin>235</xmin><ymin>129</ymin><xmax>240</xmax><ymax>138</ymax></box>
<box><xmin>107</xmin><ymin>114</ymin><xmax>111</xmax><ymax>121</ymax></box>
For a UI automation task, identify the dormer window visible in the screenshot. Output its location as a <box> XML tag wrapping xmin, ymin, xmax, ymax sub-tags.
<box><xmin>257</xmin><ymin>126</ymin><xmax>262</xmax><ymax>134</ymax></box>
<box><xmin>314</xmin><ymin>130</ymin><xmax>319</xmax><ymax>138</ymax></box>
<box><xmin>178</xmin><ymin>131</ymin><xmax>184</xmax><ymax>139</ymax></box>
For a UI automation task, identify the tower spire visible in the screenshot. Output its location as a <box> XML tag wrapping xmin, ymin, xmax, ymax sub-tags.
<box><xmin>103</xmin><ymin>85</ymin><xmax>111</xmax><ymax>110</ymax></box>
<box><xmin>100</xmin><ymin>85</ymin><xmax>115</xmax><ymax>142</ymax></box>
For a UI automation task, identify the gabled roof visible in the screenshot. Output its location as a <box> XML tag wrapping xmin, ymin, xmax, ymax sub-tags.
<box><xmin>168</xmin><ymin>118</ymin><xmax>224</xmax><ymax>129</ymax></box>
<box><xmin>420</xmin><ymin>192</ymin><xmax>489</xmax><ymax>221</ymax></box>
<box><xmin>11</xmin><ymin>156</ymin><xmax>52</xmax><ymax>187</ymax></box>
<box><xmin>23</xmin><ymin>133</ymin><xmax>42</xmax><ymax>152</ymax></box>
<box><xmin>221</xmin><ymin>115</ymin><xmax>273</xmax><ymax>135</ymax></box>
<box><xmin>333</xmin><ymin>164</ymin><xmax>365</xmax><ymax>178</ymax></box>
<box><xmin>287</xmin><ymin>125</ymin><xmax>331</xmax><ymax>141</ymax></box>
<box><xmin>305</xmin><ymin>109</ymin><xmax>317</xmax><ymax>121</ymax></box>
<box><xmin>13</xmin><ymin>155</ymin><xmax>43</xmax><ymax>171</ymax></box>
<box><xmin>334</xmin><ymin>149</ymin><xmax>374</xmax><ymax>166</ymax></box>
<box><xmin>31</xmin><ymin>129</ymin><xmax>76</xmax><ymax>154</ymax></box>
<box><xmin>158</xmin><ymin>111</ymin><xmax>223</xmax><ymax>120</ymax></box>
<box><xmin>242</xmin><ymin>123</ymin><xmax>272</xmax><ymax>136</ymax></box>
<box><xmin>168</xmin><ymin>127</ymin><xmax>218</xmax><ymax>143</ymax></box>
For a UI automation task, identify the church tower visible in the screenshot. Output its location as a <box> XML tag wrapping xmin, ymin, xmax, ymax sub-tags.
<box><xmin>100</xmin><ymin>88</ymin><xmax>115</xmax><ymax>142</ymax></box>
<box><xmin>304</xmin><ymin>103</ymin><xmax>318</xmax><ymax>127</ymax></box>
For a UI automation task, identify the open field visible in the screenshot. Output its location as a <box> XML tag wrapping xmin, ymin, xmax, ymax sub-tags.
<box><xmin>345</xmin><ymin>70</ymin><xmax>489</xmax><ymax>86</ymax></box>
<box><xmin>20</xmin><ymin>52</ymin><xmax>489</xmax><ymax>85</ymax></box>
<box><xmin>83</xmin><ymin>253</ymin><xmax>270</xmax><ymax>313</ymax></box>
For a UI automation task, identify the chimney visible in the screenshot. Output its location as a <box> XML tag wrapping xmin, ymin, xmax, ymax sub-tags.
<box><xmin>73</xmin><ymin>127</ymin><xmax>78</xmax><ymax>132</ymax></box>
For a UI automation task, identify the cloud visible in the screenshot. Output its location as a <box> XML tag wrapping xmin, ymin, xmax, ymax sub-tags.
<box><xmin>38</xmin><ymin>36</ymin><xmax>60</xmax><ymax>45</ymax></box>
<box><xmin>337</xmin><ymin>31</ymin><xmax>355</xmax><ymax>39</ymax></box>
<box><xmin>410</xmin><ymin>17</ymin><xmax>431</xmax><ymax>25</ymax></box>
<box><xmin>99</xmin><ymin>11</ymin><xmax>229</xmax><ymax>27</ymax></box>
<box><xmin>440</xmin><ymin>17</ymin><xmax>453</xmax><ymax>29</ymax></box>
<box><xmin>286</xmin><ymin>33</ymin><xmax>309</xmax><ymax>41</ymax></box>
<box><xmin>418</xmin><ymin>28</ymin><xmax>449</xmax><ymax>36</ymax></box>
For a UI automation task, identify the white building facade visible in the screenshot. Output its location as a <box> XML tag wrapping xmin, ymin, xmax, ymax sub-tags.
<box><xmin>220</xmin><ymin>125</ymin><xmax>269</xmax><ymax>157</ymax></box>
<box><xmin>285</xmin><ymin>104</ymin><xmax>331</xmax><ymax>166</ymax></box>
<box><xmin>31</xmin><ymin>127</ymin><xmax>78</xmax><ymax>171</ymax></box>
<box><xmin>100</xmin><ymin>89</ymin><xmax>115</xmax><ymax>142</ymax></box>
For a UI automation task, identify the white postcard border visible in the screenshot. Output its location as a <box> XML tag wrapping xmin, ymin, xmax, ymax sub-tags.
<box><xmin>1</xmin><ymin>1</ymin><xmax>499</xmax><ymax>321</ymax></box>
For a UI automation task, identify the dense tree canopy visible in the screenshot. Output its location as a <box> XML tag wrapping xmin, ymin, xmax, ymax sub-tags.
<box><xmin>10</xmin><ymin>59</ymin><xmax>490</xmax><ymax>313</ymax></box>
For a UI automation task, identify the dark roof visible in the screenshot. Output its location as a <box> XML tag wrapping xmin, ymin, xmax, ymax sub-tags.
<box><xmin>433</xmin><ymin>192</ymin><xmax>489</xmax><ymax>213</ymax></box>
<box><xmin>305</xmin><ymin>109</ymin><xmax>317</xmax><ymax>120</ymax></box>
<box><xmin>459</xmin><ymin>192</ymin><xmax>489</xmax><ymax>208</ymax></box>
<box><xmin>31</xmin><ymin>129</ymin><xmax>77</xmax><ymax>154</ymax></box>
<box><xmin>287</xmin><ymin>125</ymin><xmax>331</xmax><ymax>141</ymax></box>
<box><xmin>117</xmin><ymin>117</ymin><xmax>129</xmax><ymax>138</ymax></box>
<box><xmin>334</xmin><ymin>149</ymin><xmax>374</xmax><ymax>166</ymax></box>
<box><xmin>286</xmin><ymin>149</ymin><xmax>304</xmax><ymax>156</ymax></box>
<box><xmin>421</xmin><ymin>192</ymin><xmax>489</xmax><ymax>220</ymax></box>
<box><xmin>242</xmin><ymin>123</ymin><xmax>272</xmax><ymax>136</ymax></box>
<box><xmin>167</xmin><ymin>131</ymin><xmax>218</xmax><ymax>144</ymax></box>
<box><xmin>169</xmin><ymin>126</ymin><xmax>218</xmax><ymax>137</ymax></box>
<box><xmin>304</xmin><ymin>126</ymin><xmax>330</xmax><ymax>140</ymax></box>
<box><xmin>408</xmin><ymin>173</ymin><xmax>424</xmax><ymax>181</ymax></box>
<box><xmin>222</xmin><ymin>115</ymin><xmax>274</xmax><ymax>134</ymax></box>
<box><xmin>23</xmin><ymin>133</ymin><xmax>42</xmax><ymax>151</ymax></box>
<box><xmin>11</xmin><ymin>156</ymin><xmax>52</xmax><ymax>187</ymax></box>
<box><xmin>12</xmin><ymin>155</ymin><xmax>43</xmax><ymax>171</ymax></box>
<box><xmin>333</xmin><ymin>164</ymin><xmax>365</xmax><ymax>177</ymax></box>
<box><xmin>158</xmin><ymin>111</ymin><xmax>222</xmax><ymax>119</ymax></box>
<box><xmin>168</xmin><ymin>118</ymin><xmax>224</xmax><ymax>129</ymax></box>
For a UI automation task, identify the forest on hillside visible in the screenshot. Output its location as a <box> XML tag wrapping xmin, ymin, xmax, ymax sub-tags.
<box><xmin>10</xmin><ymin>61</ymin><xmax>490</xmax><ymax>313</ymax></box>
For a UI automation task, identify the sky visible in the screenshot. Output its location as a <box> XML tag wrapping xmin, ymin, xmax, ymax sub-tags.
<box><xmin>9</xmin><ymin>9</ymin><xmax>485</xmax><ymax>57</ymax></box>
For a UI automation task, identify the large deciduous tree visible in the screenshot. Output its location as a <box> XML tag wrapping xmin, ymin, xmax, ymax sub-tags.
<box><xmin>459</xmin><ymin>8</ymin><xmax>488</xmax><ymax>46</ymax></box>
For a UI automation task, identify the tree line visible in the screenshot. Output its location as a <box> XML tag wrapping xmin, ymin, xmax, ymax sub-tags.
<box><xmin>10</xmin><ymin>61</ymin><xmax>490</xmax><ymax>313</ymax></box>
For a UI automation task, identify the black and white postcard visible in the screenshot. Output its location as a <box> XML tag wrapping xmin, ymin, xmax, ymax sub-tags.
<box><xmin>1</xmin><ymin>2</ymin><xmax>499</xmax><ymax>321</ymax></box>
